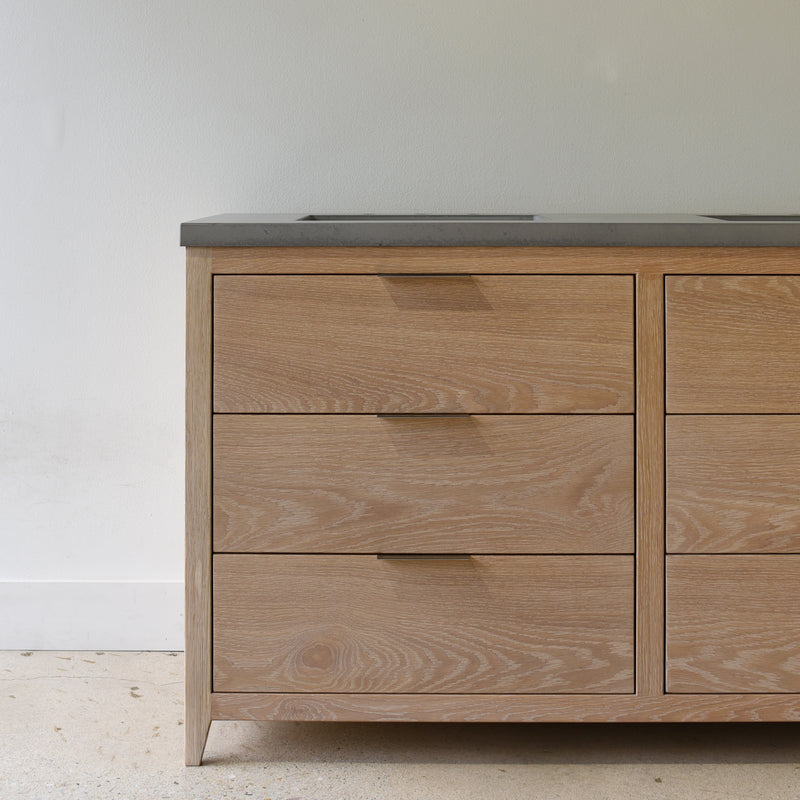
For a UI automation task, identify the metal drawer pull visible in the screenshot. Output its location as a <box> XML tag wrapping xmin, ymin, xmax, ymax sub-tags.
<box><xmin>377</xmin><ymin>553</ymin><xmax>472</xmax><ymax>560</ymax></box>
<box><xmin>377</xmin><ymin>413</ymin><xmax>472</xmax><ymax>418</ymax></box>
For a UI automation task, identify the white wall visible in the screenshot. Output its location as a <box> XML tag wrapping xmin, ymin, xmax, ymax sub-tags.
<box><xmin>2</xmin><ymin>1</ymin><xmax>799</xmax><ymax>649</ymax></box>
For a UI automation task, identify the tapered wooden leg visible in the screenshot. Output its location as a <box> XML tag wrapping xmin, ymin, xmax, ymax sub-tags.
<box><xmin>185</xmin><ymin>702</ymin><xmax>211</xmax><ymax>766</ymax></box>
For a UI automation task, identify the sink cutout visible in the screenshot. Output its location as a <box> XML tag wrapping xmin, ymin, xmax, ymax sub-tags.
<box><xmin>299</xmin><ymin>214</ymin><xmax>542</xmax><ymax>222</ymax></box>
<box><xmin>701</xmin><ymin>215</ymin><xmax>800</xmax><ymax>222</ymax></box>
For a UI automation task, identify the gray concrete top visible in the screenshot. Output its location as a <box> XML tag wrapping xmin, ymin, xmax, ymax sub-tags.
<box><xmin>180</xmin><ymin>214</ymin><xmax>800</xmax><ymax>247</ymax></box>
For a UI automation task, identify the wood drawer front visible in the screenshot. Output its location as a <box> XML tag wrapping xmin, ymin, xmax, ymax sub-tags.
<box><xmin>667</xmin><ymin>555</ymin><xmax>800</xmax><ymax>693</ymax></box>
<box><xmin>213</xmin><ymin>275</ymin><xmax>634</xmax><ymax>413</ymax></box>
<box><xmin>668</xmin><ymin>416</ymin><xmax>800</xmax><ymax>553</ymax></box>
<box><xmin>213</xmin><ymin>555</ymin><xmax>634</xmax><ymax>694</ymax></box>
<box><xmin>213</xmin><ymin>415</ymin><xmax>634</xmax><ymax>554</ymax></box>
<box><xmin>666</xmin><ymin>276</ymin><xmax>800</xmax><ymax>413</ymax></box>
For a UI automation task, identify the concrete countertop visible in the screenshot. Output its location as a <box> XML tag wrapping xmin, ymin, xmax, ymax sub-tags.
<box><xmin>180</xmin><ymin>214</ymin><xmax>800</xmax><ymax>247</ymax></box>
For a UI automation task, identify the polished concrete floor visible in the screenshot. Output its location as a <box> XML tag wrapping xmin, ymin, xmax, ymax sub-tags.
<box><xmin>1</xmin><ymin>651</ymin><xmax>799</xmax><ymax>799</ymax></box>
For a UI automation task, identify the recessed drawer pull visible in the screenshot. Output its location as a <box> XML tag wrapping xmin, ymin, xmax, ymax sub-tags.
<box><xmin>376</xmin><ymin>272</ymin><xmax>471</xmax><ymax>277</ymax></box>
<box><xmin>376</xmin><ymin>413</ymin><xmax>472</xmax><ymax>418</ymax></box>
<box><xmin>376</xmin><ymin>553</ymin><xmax>472</xmax><ymax>561</ymax></box>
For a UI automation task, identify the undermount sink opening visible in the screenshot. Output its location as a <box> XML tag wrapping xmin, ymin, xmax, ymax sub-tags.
<box><xmin>701</xmin><ymin>214</ymin><xmax>800</xmax><ymax>222</ymax></box>
<box><xmin>299</xmin><ymin>214</ymin><xmax>544</xmax><ymax>222</ymax></box>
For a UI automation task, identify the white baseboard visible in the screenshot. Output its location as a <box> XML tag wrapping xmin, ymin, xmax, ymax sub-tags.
<box><xmin>0</xmin><ymin>580</ymin><xmax>184</xmax><ymax>650</ymax></box>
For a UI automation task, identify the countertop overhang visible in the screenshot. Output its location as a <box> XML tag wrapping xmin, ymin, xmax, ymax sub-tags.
<box><xmin>180</xmin><ymin>214</ymin><xmax>800</xmax><ymax>247</ymax></box>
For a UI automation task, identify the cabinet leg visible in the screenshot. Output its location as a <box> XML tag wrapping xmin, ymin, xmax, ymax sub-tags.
<box><xmin>185</xmin><ymin>710</ymin><xmax>211</xmax><ymax>766</ymax></box>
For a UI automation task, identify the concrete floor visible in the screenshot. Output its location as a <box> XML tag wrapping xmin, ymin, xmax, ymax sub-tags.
<box><xmin>1</xmin><ymin>651</ymin><xmax>799</xmax><ymax>800</ymax></box>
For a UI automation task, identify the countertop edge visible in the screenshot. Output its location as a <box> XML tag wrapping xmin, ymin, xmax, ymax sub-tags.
<box><xmin>180</xmin><ymin>218</ymin><xmax>800</xmax><ymax>248</ymax></box>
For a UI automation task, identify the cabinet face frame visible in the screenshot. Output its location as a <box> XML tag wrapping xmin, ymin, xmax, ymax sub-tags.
<box><xmin>185</xmin><ymin>248</ymin><xmax>212</xmax><ymax>767</ymax></box>
<box><xmin>185</xmin><ymin>247</ymin><xmax>800</xmax><ymax>765</ymax></box>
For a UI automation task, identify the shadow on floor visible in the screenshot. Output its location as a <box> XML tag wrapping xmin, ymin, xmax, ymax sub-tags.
<box><xmin>203</xmin><ymin>721</ymin><xmax>800</xmax><ymax>766</ymax></box>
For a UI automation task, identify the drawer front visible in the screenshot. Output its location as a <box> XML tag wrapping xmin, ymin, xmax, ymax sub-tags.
<box><xmin>213</xmin><ymin>275</ymin><xmax>634</xmax><ymax>413</ymax></box>
<box><xmin>667</xmin><ymin>555</ymin><xmax>800</xmax><ymax>693</ymax></box>
<box><xmin>213</xmin><ymin>555</ymin><xmax>634</xmax><ymax>694</ymax></box>
<box><xmin>666</xmin><ymin>275</ymin><xmax>800</xmax><ymax>413</ymax></box>
<box><xmin>213</xmin><ymin>415</ymin><xmax>634</xmax><ymax>554</ymax></box>
<box><xmin>668</xmin><ymin>416</ymin><xmax>800</xmax><ymax>553</ymax></box>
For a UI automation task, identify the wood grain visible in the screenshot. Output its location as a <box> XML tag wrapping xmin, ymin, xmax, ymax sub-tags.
<box><xmin>213</xmin><ymin>275</ymin><xmax>634</xmax><ymax>413</ymax></box>
<box><xmin>666</xmin><ymin>275</ymin><xmax>800</xmax><ymax>413</ymax></box>
<box><xmin>667</xmin><ymin>555</ymin><xmax>800</xmax><ymax>693</ymax></box>
<box><xmin>185</xmin><ymin>248</ymin><xmax>213</xmax><ymax>766</ymax></box>
<box><xmin>668</xmin><ymin>416</ymin><xmax>800</xmax><ymax>553</ymax></box>
<box><xmin>635</xmin><ymin>274</ymin><xmax>665</xmax><ymax>696</ymax></box>
<box><xmin>213</xmin><ymin>555</ymin><xmax>634</xmax><ymax>694</ymax></box>
<box><xmin>213</xmin><ymin>415</ymin><xmax>634</xmax><ymax>554</ymax></box>
<box><xmin>209</xmin><ymin>246</ymin><xmax>800</xmax><ymax>276</ymax></box>
<box><xmin>210</xmin><ymin>692</ymin><xmax>800</xmax><ymax>723</ymax></box>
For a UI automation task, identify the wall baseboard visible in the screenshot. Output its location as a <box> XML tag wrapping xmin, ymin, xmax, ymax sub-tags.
<box><xmin>0</xmin><ymin>581</ymin><xmax>183</xmax><ymax>650</ymax></box>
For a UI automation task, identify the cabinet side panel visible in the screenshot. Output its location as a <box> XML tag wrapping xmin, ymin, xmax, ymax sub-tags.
<box><xmin>636</xmin><ymin>273</ymin><xmax>665</xmax><ymax>696</ymax></box>
<box><xmin>185</xmin><ymin>248</ymin><xmax>213</xmax><ymax>765</ymax></box>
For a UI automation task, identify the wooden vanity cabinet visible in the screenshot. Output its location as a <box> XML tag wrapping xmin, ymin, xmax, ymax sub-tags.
<box><xmin>186</xmin><ymin>247</ymin><xmax>800</xmax><ymax>765</ymax></box>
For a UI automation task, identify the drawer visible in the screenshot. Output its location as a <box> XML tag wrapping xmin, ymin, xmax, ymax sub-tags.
<box><xmin>666</xmin><ymin>275</ymin><xmax>800</xmax><ymax>413</ymax></box>
<box><xmin>667</xmin><ymin>555</ymin><xmax>800</xmax><ymax>693</ymax></box>
<box><xmin>213</xmin><ymin>554</ymin><xmax>634</xmax><ymax>694</ymax></box>
<box><xmin>668</xmin><ymin>416</ymin><xmax>800</xmax><ymax>553</ymax></box>
<box><xmin>213</xmin><ymin>414</ymin><xmax>634</xmax><ymax>554</ymax></box>
<box><xmin>213</xmin><ymin>275</ymin><xmax>634</xmax><ymax>413</ymax></box>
